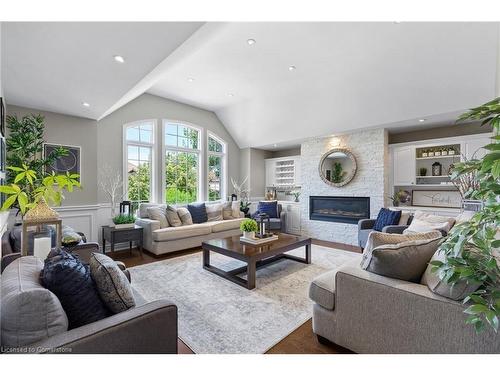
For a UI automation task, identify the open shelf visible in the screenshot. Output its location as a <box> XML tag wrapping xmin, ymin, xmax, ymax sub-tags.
<box><xmin>416</xmin><ymin>175</ymin><xmax>450</xmax><ymax>178</ymax></box>
<box><xmin>416</xmin><ymin>155</ymin><xmax>460</xmax><ymax>160</ymax></box>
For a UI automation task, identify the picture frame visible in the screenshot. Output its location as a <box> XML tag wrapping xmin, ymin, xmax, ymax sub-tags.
<box><xmin>0</xmin><ymin>97</ymin><xmax>5</xmax><ymax>137</ymax></box>
<box><xmin>43</xmin><ymin>143</ymin><xmax>81</xmax><ymax>182</ymax></box>
<box><xmin>411</xmin><ymin>189</ymin><xmax>462</xmax><ymax>209</ymax></box>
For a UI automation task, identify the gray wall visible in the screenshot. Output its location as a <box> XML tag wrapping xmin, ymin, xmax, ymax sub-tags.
<box><xmin>6</xmin><ymin>105</ymin><xmax>98</xmax><ymax>206</ymax></box>
<box><xmin>97</xmin><ymin>93</ymin><xmax>241</xmax><ymax>203</ymax></box>
<box><xmin>388</xmin><ymin>122</ymin><xmax>489</xmax><ymax>144</ymax></box>
<box><xmin>5</xmin><ymin>93</ymin><xmax>241</xmax><ymax>206</ymax></box>
<box><xmin>239</xmin><ymin>147</ymin><xmax>272</xmax><ymax>200</ymax></box>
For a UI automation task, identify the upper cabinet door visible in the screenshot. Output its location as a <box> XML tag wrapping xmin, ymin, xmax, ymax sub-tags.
<box><xmin>265</xmin><ymin>159</ymin><xmax>275</xmax><ymax>187</ymax></box>
<box><xmin>393</xmin><ymin>146</ymin><xmax>416</xmax><ymax>186</ymax></box>
<box><xmin>294</xmin><ymin>157</ymin><xmax>301</xmax><ymax>186</ymax></box>
<box><xmin>463</xmin><ymin>134</ymin><xmax>492</xmax><ymax>161</ymax></box>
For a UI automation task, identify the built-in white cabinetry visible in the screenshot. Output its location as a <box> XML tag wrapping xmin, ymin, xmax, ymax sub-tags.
<box><xmin>463</xmin><ymin>136</ymin><xmax>490</xmax><ymax>160</ymax></box>
<box><xmin>265</xmin><ymin>156</ymin><xmax>301</xmax><ymax>187</ymax></box>
<box><xmin>393</xmin><ymin>146</ymin><xmax>416</xmax><ymax>186</ymax></box>
<box><xmin>283</xmin><ymin>202</ymin><xmax>301</xmax><ymax>235</ymax></box>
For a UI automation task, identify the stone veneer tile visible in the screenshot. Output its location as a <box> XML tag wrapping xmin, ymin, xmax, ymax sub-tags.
<box><xmin>300</xmin><ymin>129</ymin><xmax>389</xmax><ymax>245</ymax></box>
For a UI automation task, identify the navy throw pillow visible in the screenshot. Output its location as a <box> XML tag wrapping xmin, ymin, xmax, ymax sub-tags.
<box><xmin>373</xmin><ymin>208</ymin><xmax>402</xmax><ymax>232</ymax></box>
<box><xmin>257</xmin><ymin>201</ymin><xmax>279</xmax><ymax>219</ymax></box>
<box><xmin>187</xmin><ymin>202</ymin><xmax>208</xmax><ymax>224</ymax></box>
<box><xmin>40</xmin><ymin>248</ymin><xmax>110</xmax><ymax>329</ymax></box>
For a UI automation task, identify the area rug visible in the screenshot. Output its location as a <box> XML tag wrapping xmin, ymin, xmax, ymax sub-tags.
<box><xmin>129</xmin><ymin>245</ymin><xmax>360</xmax><ymax>354</ymax></box>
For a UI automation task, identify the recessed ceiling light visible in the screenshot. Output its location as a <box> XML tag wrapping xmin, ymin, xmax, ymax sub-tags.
<box><xmin>187</xmin><ymin>77</ymin><xmax>195</xmax><ymax>82</ymax></box>
<box><xmin>227</xmin><ymin>93</ymin><xmax>234</xmax><ymax>97</ymax></box>
<box><xmin>288</xmin><ymin>65</ymin><xmax>296</xmax><ymax>71</ymax></box>
<box><xmin>113</xmin><ymin>55</ymin><xmax>125</xmax><ymax>63</ymax></box>
<box><xmin>419</xmin><ymin>119</ymin><xmax>426</xmax><ymax>122</ymax></box>
<box><xmin>247</xmin><ymin>39</ymin><xmax>256</xmax><ymax>45</ymax></box>
<box><xmin>273</xmin><ymin>143</ymin><xmax>277</xmax><ymax>148</ymax></box>
<box><xmin>82</xmin><ymin>102</ymin><xmax>90</xmax><ymax>107</ymax></box>
<box><xmin>394</xmin><ymin>21</ymin><xmax>401</xmax><ymax>24</ymax></box>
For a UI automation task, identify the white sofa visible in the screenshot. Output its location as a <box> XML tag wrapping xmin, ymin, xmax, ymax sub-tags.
<box><xmin>135</xmin><ymin>203</ymin><xmax>245</xmax><ymax>255</ymax></box>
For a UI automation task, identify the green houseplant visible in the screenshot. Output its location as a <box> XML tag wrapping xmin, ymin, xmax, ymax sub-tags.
<box><xmin>240</xmin><ymin>218</ymin><xmax>258</xmax><ymax>239</ymax></box>
<box><xmin>431</xmin><ymin>97</ymin><xmax>500</xmax><ymax>333</ymax></box>
<box><xmin>112</xmin><ymin>214</ymin><xmax>136</xmax><ymax>229</ymax></box>
<box><xmin>331</xmin><ymin>162</ymin><xmax>346</xmax><ymax>183</ymax></box>
<box><xmin>0</xmin><ymin>164</ymin><xmax>80</xmax><ymax>215</ymax></box>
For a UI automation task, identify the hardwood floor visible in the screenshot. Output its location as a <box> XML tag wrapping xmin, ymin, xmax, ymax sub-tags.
<box><xmin>108</xmin><ymin>238</ymin><xmax>361</xmax><ymax>354</ymax></box>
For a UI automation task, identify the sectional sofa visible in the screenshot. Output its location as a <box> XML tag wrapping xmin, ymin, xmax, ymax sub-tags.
<box><xmin>135</xmin><ymin>203</ymin><xmax>245</xmax><ymax>255</ymax></box>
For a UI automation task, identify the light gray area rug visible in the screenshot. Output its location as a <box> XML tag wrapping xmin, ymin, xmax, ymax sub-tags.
<box><xmin>129</xmin><ymin>245</ymin><xmax>360</xmax><ymax>354</ymax></box>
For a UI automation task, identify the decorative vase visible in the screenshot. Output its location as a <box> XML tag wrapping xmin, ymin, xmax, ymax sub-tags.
<box><xmin>294</xmin><ymin>196</ymin><xmax>299</xmax><ymax>202</ymax></box>
<box><xmin>243</xmin><ymin>231</ymin><xmax>255</xmax><ymax>240</ymax></box>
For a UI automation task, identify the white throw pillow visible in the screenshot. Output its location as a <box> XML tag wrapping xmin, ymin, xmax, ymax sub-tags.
<box><xmin>389</xmin><ymin>208</ymin><xmax>411</xmax><ymax>226</ymax></box>
<box><xmin>403</xmin><ymin>210</ymin><xmax>455</xmax><ymax>234</ymax></box>
<box><xmin>146</xmin><ymin>207</ymin><xmax>169</xmax><ymax>228</ymax></box>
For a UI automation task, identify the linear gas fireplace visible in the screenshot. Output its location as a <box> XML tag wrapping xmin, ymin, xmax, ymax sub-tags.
<box><xmin>309</xmin><ymin>196</ymin><xmax>370</xmax><ymax>224</ymax></box>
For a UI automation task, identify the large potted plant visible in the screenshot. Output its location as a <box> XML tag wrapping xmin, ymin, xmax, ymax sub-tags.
<box><xmin>431</xmin><ymin>97</ymin><xmax>500</xmax><ymax>333</ymax></box>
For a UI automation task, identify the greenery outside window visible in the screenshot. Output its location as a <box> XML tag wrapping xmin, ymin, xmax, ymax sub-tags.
<box><xmin>207</xmin><ymin>133</ymin><xmax>226</xmax><ymax>201</ymax></box>
<box><xmin>124</xmin><ymin>121</ymin><xmax>154</xmax><ymax>204</ymax></box>
<box><xmin>164</xmin><ymin>122</ymin><xmax>201</xmax><ymax>204</ymax></box>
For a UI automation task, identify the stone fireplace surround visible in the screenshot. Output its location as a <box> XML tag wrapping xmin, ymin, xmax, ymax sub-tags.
<box><xmin>299</xmin><ymin>129</ymin><xmax>389</xmax><ymax>246</ymax></box>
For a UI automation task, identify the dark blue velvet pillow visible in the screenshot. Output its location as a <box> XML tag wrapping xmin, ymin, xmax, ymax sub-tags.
<box><xmin>40</xmin><ymin>248</ymin><xmax>110</xmax><ymax>329</ymax></box>
<box><xmin>187</xmin><ymin>203</ymin><xmax>208</xmax><ymax>224</ymax></box>
<box><xmin>257</xmin><ymin>201</ymin><xmax>279</xmax><ymax>219</ymax></box>
<box><xmin>373</xmin><ymin>208</ymin><xmax>402</xmax><ymax>232</ymax></box>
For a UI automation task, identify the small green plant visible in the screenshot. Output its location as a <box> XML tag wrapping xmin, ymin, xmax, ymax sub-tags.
<box><xmin>112</xmin><ymin>214</ymin><xmax>136</xmax><ymax>225</ymax></box>
<box><xmin>291</xmin><ymin>190</ymin><xmax>301</xmax><ymax>202</ymax></box>
<box><xmin>240</xmin><ymin>218</ymin><xmax>258</xmax><ymax>233</ymax></box>
<box><xmin>387</xmin><ymin>190</ymin><xmax>406</xmax><ymax>206</ymax></box>
<box><xmin>331</xmin><ymin>162</ymin><xmax>346</xmax><ymax>183</ymax></box>
<box><xmin>419</xmin><ymin>167</ymin><xmax>428</xmax><ymax>176</ymax></box>
<box><xmin>240</xmin><ymin>200</ymin><xmax>251</xmax><ymax>213</ymax></box>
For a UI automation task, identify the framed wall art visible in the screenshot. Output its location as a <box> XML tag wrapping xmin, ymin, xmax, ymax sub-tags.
<box><xmin>43</xmin><ymin>143</ymin><xmax>81</xmax><ymax>182</ymax></box>
<box><xmin>411</xmin><ymin>189</ymin><xmax>462</xmax><ymax>209</ymax></box>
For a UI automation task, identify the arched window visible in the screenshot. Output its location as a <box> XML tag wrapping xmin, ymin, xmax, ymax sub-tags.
<box><xmin>163</xmin><ymin>121</ymin><xmax>201</xmax><ymax>204</ymax></box>
<box><xmin>207</xmin><ymin>132</ymin><xmax>227</xmax><ymax>201</ymax></box>
<box><xmin>123</xmin><ymin>120</ymin><xmax>155</xmax><ymax>204</ymax></box>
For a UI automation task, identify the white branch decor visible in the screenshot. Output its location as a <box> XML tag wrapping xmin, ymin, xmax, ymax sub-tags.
<box><xmin>98</xmin><ymin>164</ymin><xmax>127</xmax><ymax>217</ymax></box>
<box><xmin>231</xmin><ymin>176</ymin><xmax>250</xmax><ymax>201</ymax></box>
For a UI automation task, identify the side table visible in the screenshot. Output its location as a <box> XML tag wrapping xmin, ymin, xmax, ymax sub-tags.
<box><xmin>102</xmin><ymin>225</ymin><xmax>143</xmax><ymax>257</ymax></box>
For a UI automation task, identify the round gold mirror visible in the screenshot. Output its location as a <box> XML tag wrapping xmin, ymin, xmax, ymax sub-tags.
<box><xmin>319</xmin><ymin>148</ymin><xmax>357</xmax><ymax>187</ymax></box>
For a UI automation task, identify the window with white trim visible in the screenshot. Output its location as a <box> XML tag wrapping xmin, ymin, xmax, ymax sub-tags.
<box><xmin>124</xmin><ymin>121</ymin><xmax>154</xmax><ymax>204</ymax></box>
<box><xmin>164</xmin><ymin>122</ymin><xmax>200</xmax><ymax>204</ymax></box>
<box><xmin>207</xmin><ymin>133</ymin><xmax>226</xmax><ymax>201</ymax></box>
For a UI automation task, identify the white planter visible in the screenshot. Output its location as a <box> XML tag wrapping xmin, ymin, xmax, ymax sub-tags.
<box><xmin>114</xmin><ymin>223</ymin><xmax>135</xmax><ymax>229</ymax></box>
<box><xmin>243</xmin><ymin>231</ymin><xmax>255</xmax><ymax>240</ymax></box>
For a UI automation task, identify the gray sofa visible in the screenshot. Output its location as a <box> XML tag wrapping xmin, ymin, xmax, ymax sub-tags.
<box><xmin>1</xmin><ymin>247</ymin><xmax>178</xmax><ymax>354</ymax></box>
<box><xmin>358</xmin><ymin>217</ymin><xmax>412</xmax><ymax>249</ymax></box>
<box><xmin>309</xmin><ymin>258</ymin><xmax>500</xmax><ymax>354</ymax></box>
<box><xmin>135</xmin><ymin>202</ymin><xmax>245</xmax><ymax>256</ymax></box>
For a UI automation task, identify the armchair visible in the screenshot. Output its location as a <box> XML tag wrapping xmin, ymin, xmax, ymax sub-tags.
<box><xmin>252</xmin><ymin>203</ymin><xmax>286</xmax><ymax>232</ymax></box>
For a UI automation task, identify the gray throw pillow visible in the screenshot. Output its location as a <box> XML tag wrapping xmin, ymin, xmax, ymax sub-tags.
<box><xmin>206</xmin><ymin>203</ymin><xmax>223</xmax><ymax>221</ymax></box>
<box><xmin>361</xmin><ymin>236</ymin><xmax>442</xmax><ymax>282</ymax></box>
<box><xmin>147</xmin><ymin>206</ymin><xmax>169</xmax><ymax>228</ymax></box>
<box><xmin>421</xmin><ymin>250</ymin><xmax>481</xmax><ymax>300</ymax></box>
<box><xmin>177</xmin><ymin>207</ymin><xmax>193</xmax><ymax>225</ymax></box>
<box><xmin>165</xmin><ymin>205</ymin><xmax>182</xmax><ymax>227</ymax></box>
<box><xmin>1</xmin><ymin>256</ymin><xmax>68</xmax><ymax>348</ymax></box>
<box><xmin>89</xmin><ymin>253</ymin><xmax>135</xmax><ymax>314</ymax></box>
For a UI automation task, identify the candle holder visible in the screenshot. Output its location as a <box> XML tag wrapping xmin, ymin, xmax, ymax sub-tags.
<box><xmin>255</xmin><ymin>213</ymin><xmax>271</xmax><ymax>239</ymax></box>
<box><xmin>119</xmin><ymin>200</ymin><xmax>132</xmax><ymax>215</ymax></box>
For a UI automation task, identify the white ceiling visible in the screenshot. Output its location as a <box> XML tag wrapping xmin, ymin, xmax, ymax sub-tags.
<box><xmin>2</xmin><ymin>22</ymin><xmax>499</xmax><ymax>149</ymax></box>
<box><xmin>148</xmin><ymin>22</ymin><xmax>499</xmax><ymax>148</ymax></box>
<box><xmin>2</xmin><ymin>22</ymin><xmax>202</xmax><ymax>119</ymax></box>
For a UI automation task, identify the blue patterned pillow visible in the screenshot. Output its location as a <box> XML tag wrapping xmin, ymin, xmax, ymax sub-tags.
<box><xmin>257</xmin><ymin>201</ymin><xmax>279</xmax><ymax>218</ymax></box>
<box><xmin>187</xmin><ymin>203</ymin><xmax>208</xmax><ymax>224</ymax></box>
<box><xmin>373</xmin><ymin>208</ymin><xmax>402</xmax><ymax>231</ymax></box>
<box><xmin>40</xmin><ymin>249</ymin><xmax>110</xmax><ymax>329</ymax></box>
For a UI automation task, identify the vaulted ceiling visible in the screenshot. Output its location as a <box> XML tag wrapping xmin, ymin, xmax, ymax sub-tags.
<box><xmin>2</xmin><ymin>22</ymin><xmax>499</xmax><ymax>148</ymax></box>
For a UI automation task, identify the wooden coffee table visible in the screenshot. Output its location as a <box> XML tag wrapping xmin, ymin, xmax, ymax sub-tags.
<box><xmin>202</xmin><ymin>233</ymin><xmax>312</xmax><ymax>290</ymax></box>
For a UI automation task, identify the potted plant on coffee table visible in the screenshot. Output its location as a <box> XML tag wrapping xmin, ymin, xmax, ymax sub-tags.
<box><xmin>240</xmin><ymin>218</ymin><xmax>258</xmax><ymax>240</ymax></box>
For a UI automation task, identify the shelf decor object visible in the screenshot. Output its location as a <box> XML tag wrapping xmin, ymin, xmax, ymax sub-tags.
<box><xmin>411</xmin><ymin>189</ymin><xmax>462</xmax><ymax>209</ymax></box>
<box><xmin>431</xmin><ymin>162</ymin><xmax>442</xmax><ymax>176</ymax></box>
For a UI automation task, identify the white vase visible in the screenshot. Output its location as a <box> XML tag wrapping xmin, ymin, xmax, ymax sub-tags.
<box><xmin>243</xmin><ymin>231</ymin><xmax>255</xmax><ymax>240</ymax></box>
